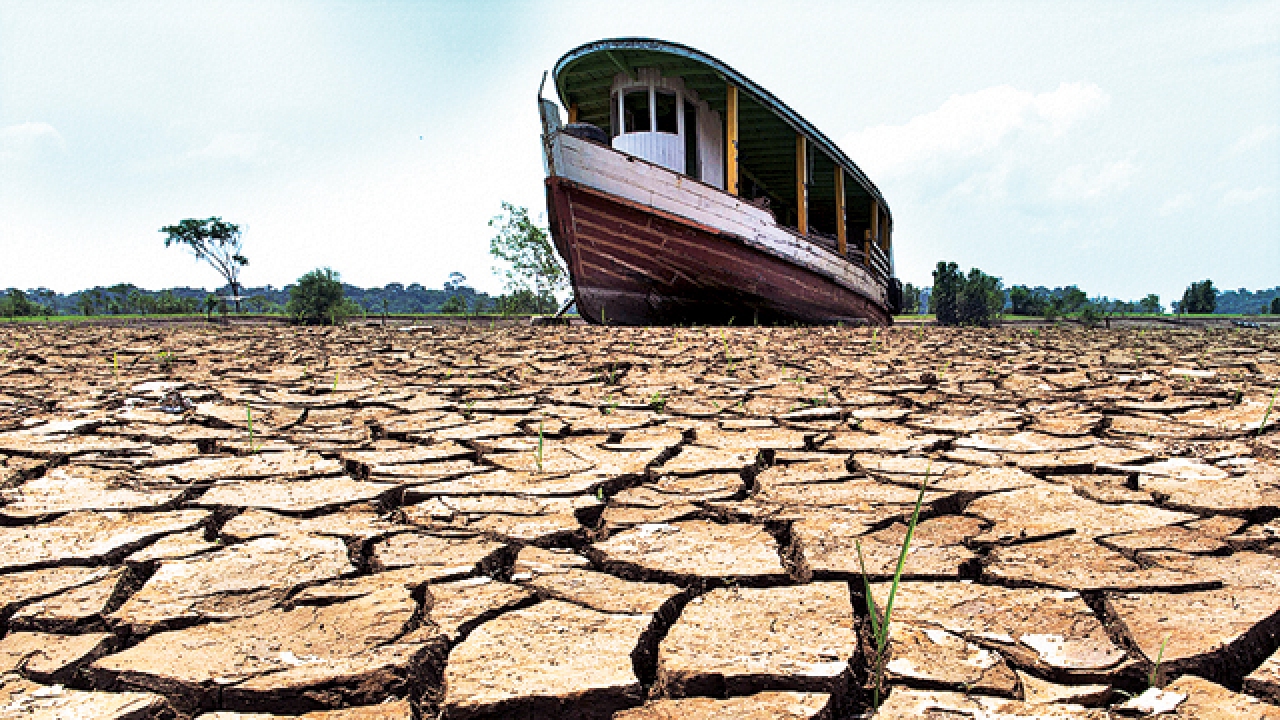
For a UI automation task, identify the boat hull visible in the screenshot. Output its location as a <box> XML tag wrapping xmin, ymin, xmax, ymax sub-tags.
<box><xmin>547</xmin><ymin>176</ymin><xmax>891</xmax><ymax>326</ymax></box>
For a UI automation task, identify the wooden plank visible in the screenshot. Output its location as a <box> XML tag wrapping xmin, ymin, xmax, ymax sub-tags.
<box><xmin>568</xmin><ymin>103</ymin><xmax>579</xmax><ymax>124</ymax></box>
<box><xmin>863</xmin><ymin>229</ymin><xmax>872</xmax><ymax>268</ymax></box>
<box><xmin>796</xmin><ymin>135</ymin><xmax>808</xmax><ymax>235</ymax></box>
<box><xmin>835</xmin><ymin>168</ymin><xmax>847</xmax><ymax>256</ymax></box>
<box><xmin>726</xmin><ymin>83</ymin><xmax>739</xmax><ymax>196</ymax></box>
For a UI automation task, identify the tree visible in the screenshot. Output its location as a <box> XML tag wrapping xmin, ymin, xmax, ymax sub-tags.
<box><xmin>957</xmin><ymin>268</ymin><xmax>1004</xmax><ymax>327</ymax></box>
<box><xmin>1009</xmin><ymin>285</ymin><xmax>1049</xmax><ymax>316</ymax></box>
<box><xmin>930</xmin><ymin>262</ymin><xmax>961</xmax><ymax>325</ymax></box>
<box><xmin>1273</xmin><ymin>297</ymin><xmax>1280</xmax><ymax>315</ymax></box>
<box><xmin>1181</xmin><ymin>279</ymin><xmax>1217</xmax><ymax>314</ymax></box>
<box><xmin>161</xmin><ymin>217</ymin><xmax>249</xmax><ymax>312</ymax></box>
<box><xmin>489</xmin><ymin>202</ymin><xmax>567</xmax><ymax>312</ymax></box>
<box><xmin>1139</xmin><ymin>294</ymin><xmax>1161</xmax><ymax>314</ymax></box>
<box><xmin>287</xmin><ymin>268</ymin><xmax>357</xmax><ymax>325</ymax></box>
<box><xmin>899</xmin><ymin>283</ymin><xmax>922</xmax><ymax>314</ymax></box>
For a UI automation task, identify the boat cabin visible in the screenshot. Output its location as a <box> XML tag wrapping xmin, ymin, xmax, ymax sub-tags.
<box><xmin>554</xmin><ymin>38</ymin><xmax>893</xmax><ymax>279</ymax></box>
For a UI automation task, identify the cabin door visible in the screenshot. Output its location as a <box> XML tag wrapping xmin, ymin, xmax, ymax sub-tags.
<box><xmin>684</xmin><ymin>103</ymin><xmax>699</xmax><ymax>181</ymax></box>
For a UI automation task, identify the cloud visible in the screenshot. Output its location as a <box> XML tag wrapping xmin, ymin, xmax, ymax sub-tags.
<box><xmin>1050</xmin><ymin>159</ymin><xmax>1137</xmax><ymax>201</ymax></box>
<box><xmin>190</xmin><ymin>132</ymin><xmax>268</xmax><ymax>162</ymax></box>
<box><xmin>1220</xmin><ymin>186</ymin><xmax>1275</xmax><ymax>207</ymax></box>
<box><xmin>841</xmin><ymin>82</ymin><xmax>1109</xmax><ymax>177</ymax></box>
<box><xmin>0</xmin><ymin>122</ymin><xmax>66</xmax><ymax>160</ymax></box>
<box><xmin>1226</xmin><ymin>125</ymin><xmax>1279</xmax><ymax>156</ymax></box>
<box><xmin>1158</xmin><ymin>192</ymin><xmax>1194</xmax><ymax>216</ymax></box>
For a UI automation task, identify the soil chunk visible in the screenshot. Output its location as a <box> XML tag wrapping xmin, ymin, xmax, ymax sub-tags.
<box><xmin>441</xmin><ymin>599</ymin><xmax>651</xmax><ymax>720</ymax></box>
<box><xmin>589</xmin><ymin>520</ymin><xmax>792</xmax><ymax>585</ymax></box>
<box><xmin>652</xmin><ymin>583</ymin><xmax>858</xmax><ymax>701</ymax></box>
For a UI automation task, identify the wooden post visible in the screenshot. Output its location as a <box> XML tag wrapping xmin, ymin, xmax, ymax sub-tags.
<box><xmin>863</xmin><ymin>229</ymin><xmax>872</xmax><ymax>267</ymax></box>
<box><xmin>795</xmin><ymin>135</ymin><xmax>808</xmax><ymax>235</ymax></box>
<box><xmin>568</xmin><ymin>103</ymin><xmax>579</xmax><ymax>124</ymax></box>
<box><xmin>870</xmin><ymin>200</ymin><xmax>880</xmax><ymax>267</ymax></box>
<box><xmin>835</xmin><ymin>168</ymin><xmax>847</xmax><ymax>256</ymax></box>
<box><xmin>726</xmin><ymin>84</ymin><xmax>739</xmax><ymax>196</ymax></box>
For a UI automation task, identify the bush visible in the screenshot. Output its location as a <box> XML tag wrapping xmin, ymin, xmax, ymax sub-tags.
<box><xmin>1078</xmin><ymin>304</ymin><xmax>1102</xmax><ymax>328</ymax></box>
<box><xmin>1271</xmin><ymin>297</ymin><xmax>1279</xmax><ymax>315</ymax></box>
<box><xmin>0</xmin><ymin>289</ymin><xmax>45</xmax><ymax>318</ymax></box>
<box><xmin>287</xmin><ymin>268</ymin><xmax>357</xmax><ymax>325</ymax></box>
<box><xmin>440</xmin><ymin>295</ymin><xmax>468</xmax><ymax>314</ymax></box>
<box><xmin>495</xmin><ymin>288</ymin><xmax>559</xmax><ymax>315</ymax></box>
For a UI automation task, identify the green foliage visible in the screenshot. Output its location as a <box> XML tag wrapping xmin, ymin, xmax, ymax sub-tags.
<box><xmin>440</xmin><ymin>294</ymin><xmax>468</xmax><ymax>314</ymax></box>
<box><xmin>161</xmin><ymin>217</ymin><xmax>248</xmax><ymax>311</ymax></box>
<box><xmin>899</xmin><ymin>283</ymin><xmax>923</xmax><ymax>314</ymax></box>
<box><xmin>958</xmin><ymin>268</ymin><xmax>1004</xmax><ymax>327</ymax></box>
<box><xmin>287</xmin><ymin>268</ymin><xmax>358</xmax><ymax>325</ymax></box>
<box><xmin>1139</xmin><ymin>294</ymin><xmax>1162</xmax><ymax>314</ymax></box>
<box><xmin>1078</xmin><ymin>303</ymin><xmax>1103</xmax><ymax>328</ymax></box>
<box><xmin>932</xmin><ymin>263</ymin><xmax>1003</xmax><ymax>326</ymax></box>
<box><xmin>1180</xmin><ymin>279</ymin><xmax>1217</xmax><ymax>314</ymax></box>
<box><xmin>489</xmin><ymin>202</ymin><xmax>568</xmax><ymax>305</ymax></box>
<box><xmin>0</xmin><ymin>289</ymin><xmax>47</xmax><ymax>318</ymax></box>
<box><xmin>494</xmin><ymin>288</ymin><xmax>558</xmax><ymax>315</ymax></box>
<box><xmin>930</xmin><ymin>262</ymin><xmax>961</xmax><ymax>325</ymax></box>
<box><xmin>1272</xmin><ymin>297</ymin><xmax>1280</xmax><ymax>315</ymax></box>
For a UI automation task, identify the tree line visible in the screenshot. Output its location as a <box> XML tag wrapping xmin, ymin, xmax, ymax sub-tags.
<box><xmin>2</xmin><ymin>205</ymin><xmax>569</xmax><ymax>325</ymax></box>
<box><xmin>898</xmin><ymin>263</ymin><xmax>1279</xmax><ymax>326</ymax></box>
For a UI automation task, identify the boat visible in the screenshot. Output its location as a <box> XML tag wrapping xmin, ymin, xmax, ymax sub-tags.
<box><xmin>539</xmin><ymin>38</ymin><xmax>902</xmax><ymax>326</ymax></box>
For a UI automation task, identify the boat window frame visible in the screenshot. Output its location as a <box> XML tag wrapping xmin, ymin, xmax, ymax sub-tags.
<box><xmin>622</xmin><ymin>87</ymin><xmax>651</xmax><ymax>134</ymax></box>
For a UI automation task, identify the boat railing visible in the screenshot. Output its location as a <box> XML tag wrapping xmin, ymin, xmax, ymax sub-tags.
<box><xmin>808</xmin><ymin>232</ymin><xmax>892</xmax><ymax>283</ymax></box>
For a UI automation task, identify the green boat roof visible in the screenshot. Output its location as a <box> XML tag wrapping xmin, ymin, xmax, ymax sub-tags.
<box><xmin>553</xmin><ymin>37</ymin><xmax>890</xmax><ymax>231</ymax></box>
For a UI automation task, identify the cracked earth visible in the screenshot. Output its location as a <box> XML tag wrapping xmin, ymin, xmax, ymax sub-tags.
<box><xmin>0</xmin><ymin>322</ymin><xmax>1278</xmax><ymax>719</ymax></box>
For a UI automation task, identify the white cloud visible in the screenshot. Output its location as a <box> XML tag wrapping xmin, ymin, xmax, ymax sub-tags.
<box><xmin>0</xmin><ymin>122</ymin><xmax>66</xmax><ymax>160</ymax></box>
<box><xmin>190</xmin><ymin>132</ymin><xmax>268</xmax><ymax>162</ymax></box>
<box><xmin>841</xmin><ymin>82</ymin><xmax>1109</xmax><ymax>177</ymax></box>
<box><xmin>1050</xmin><ymin>159</ymin><xmax>1137</xmax><ymax>201</ymax></box>
<box><xmin>1226</xmin><ymin>125</ymin><xmax>1279</xmax><ymax>156</ymax></box>
<box><xmin>1158</xmin><ymin>192</ymin><xmax>1194</xmax><ymax>216</ymax></box>
<box><xmin>1220</xmin><ymin>186</ymin><xmax>1275</xmax><ymax>207</ymax></box>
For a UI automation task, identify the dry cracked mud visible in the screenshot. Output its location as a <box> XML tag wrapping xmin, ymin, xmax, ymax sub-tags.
<box><xmin>0</xmin><ymin>321</ymin><xmax>1277</xmax><ymax>718</ymax></box>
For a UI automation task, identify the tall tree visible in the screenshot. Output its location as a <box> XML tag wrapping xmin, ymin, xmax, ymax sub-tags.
<box><xmin>160</xmin><ymin>217</ymin><xmax>248</xmax><ymax>312</ymax></box>
<box><xmin>1138</xmin><ymin>294</ymin><xmax>1162</xmax><ymax>314</ymax></box>
<box><xmin>930</xmin><ymin>261</ymin><xmax>961</xmax><ymax>325</ymax></box>
<box><xmin>489</xmin><ymin>202</ymin><xmax>567</xmax><ymax>312</ymax></box>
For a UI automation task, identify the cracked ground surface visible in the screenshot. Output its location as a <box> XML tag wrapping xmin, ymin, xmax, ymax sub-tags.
<box><xmin>0</xmin><ymin>322</ymin><xmax>1278</xmax><ymax>719</ymax></box>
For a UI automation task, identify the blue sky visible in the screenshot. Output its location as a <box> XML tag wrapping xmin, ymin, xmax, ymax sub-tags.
<box><xmin>2</xmin><ymin>1</ymin><xmax>1276</xmax><ymax>306</ymax></box>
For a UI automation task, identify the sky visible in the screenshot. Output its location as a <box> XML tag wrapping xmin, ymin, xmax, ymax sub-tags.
<box><xmin>1</xmin><ymin>0</ymin><xmax>1277</xmax><ymax>306</ymax></box>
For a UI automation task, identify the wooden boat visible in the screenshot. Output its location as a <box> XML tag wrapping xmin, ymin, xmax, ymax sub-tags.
<box><xmin>540</xmin><ymin>38</ymin><xmax>902</xmax><ymax>326</ymax></box>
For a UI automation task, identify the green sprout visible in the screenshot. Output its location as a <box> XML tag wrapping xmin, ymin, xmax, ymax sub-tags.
<box><xmin>332</xmin><ymin>370</ymin><xmax>340</xmax><ymax>392</ymax></box>
<box><xmin>857</xmin><ymin>463</ymin><xmax>930</xmax><ymax>707</ymax></box>
<box><xmin>245</xmin><ymin>403</ymin><xmax>258</xmax><ymax>454</ymax></box>
<box><xmin>723</xmin><ymin>330</ymin><xmax>734</xmax><ymax>372</ymax></box>
<box><xmin>871</xmin><ymin>327</ymin><xmax>879</xmax><ymax>354</ymax></box>
<box><xmin>1259</xmin><ymin>387</ymin><xmax>1278</xmax><ymax>436</ymax></box>
<box><xmin>649</xmin><ymin>391</ymin><xmax>667</xmax><ymax>413</ymax></box>
<box><xmin>535</xmin><ymin>420</ymin><xmax>544</xmax><ymax>474</ymax></box>
<box><xmin>1149</xmin><ymin>633</ymin><xmax>1172</xmax><ymax>687</ymax></box>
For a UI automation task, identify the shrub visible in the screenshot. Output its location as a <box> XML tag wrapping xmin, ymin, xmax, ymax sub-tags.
<box><xmin>287</xmin><ymin>268</ymin><xmax>357</xmax><ymax>325</ymax></box>
<box><xmin>495</xmin><ymin>288</ymin><xmax>559</xmax><ymax>315</ymax></box>
<box><xmin>958</xmin><ymin>269</ymin><xmax>1004</xmax><ymax>327</ymax></box>
<box><xmin>440</xmin><ymin>295</ymin><xmax>468</xmax><ymax>314</ymax></box>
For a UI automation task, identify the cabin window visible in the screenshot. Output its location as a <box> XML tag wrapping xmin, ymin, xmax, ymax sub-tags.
<box><xmin>623</xmin><ymin>89</ymin><xmax>651</xmax><ymax>133</ymax></box>
<box><xmin>609</xmin><ymin>92</ymin><xmax>620</xmax><ymax>137</ymax></box>
<box><xmin>684</xmin><ymin>102</ymin><xmax>699</xmax><ymax>179</ymax></box>
<box><xmin>654</xmin><ymin>90</ymin><xmax>678</xmax><ymax>134</ymax></box>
